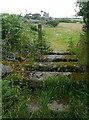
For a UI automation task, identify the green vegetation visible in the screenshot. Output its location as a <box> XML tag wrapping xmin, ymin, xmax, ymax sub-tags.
<box><xmin>1</xmin><ymin>13</ymin><xmax>52</xmax><ymax>118</ymax></box>
<box><xmin>70</xmin><ymin>18</ymin><xmax>83</xmax><ymax>22</ymax></box>
<box><xmin>44</xmin><ymin>19</ymin><xmax>88</xmax><ymax>70</ymax></box>
<box><xmin>77</xmin><ymin>2</ymin><xmax>89</xmax><ymax>32</ymax></box>
<box><xmin>76</xmin><ymin>1</ymin><xmax>89</xmax><ymax>68</ymax></box>
<box><xmin>44</xmin><ymin>23</ymin><xmax>81</xmax><ymax>51</ymax></box>
<box><xmin>1</xmin><ymin>6</ymin><xmax>88</xmax><ymax>119</ymax></box>
<box><xmin>2</xmin><ymin>73</ymin><xmax>31</xmax><ymax>118</ymax></box>
<box><xmin>46</xmin><ymin>19</ymin><xmax>60</xmax><ymax>27</ymax></box>
<box><xmin>2</xmin><ymin>74</ymin><xmax>88</xmax><ymax>119</ymax></box>
<box><xmin>2</xmin><ymin>13</ymin><xmax>51</xmax><ymax>61</ymax></box>
<box><xmin>56</xmin><ymin>18</ymin><xmax>83</xmax><ymax>23</ymax></box>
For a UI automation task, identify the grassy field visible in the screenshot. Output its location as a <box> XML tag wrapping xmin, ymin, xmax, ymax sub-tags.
<box><xmin>43</xmin><ymin>23</ymin><xmax>82</xmax><ymax>51</ymax></box>
<box><xmin>70</xmin><ymin>18</ymin><xmax>83</xmax><ymax>22</ymax></box>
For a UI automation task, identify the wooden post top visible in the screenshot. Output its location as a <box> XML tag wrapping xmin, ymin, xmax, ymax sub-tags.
<box><xmin>38</xmin><ymin>24</ymin><xmax>42</xmax><ymax>40</ymax></box>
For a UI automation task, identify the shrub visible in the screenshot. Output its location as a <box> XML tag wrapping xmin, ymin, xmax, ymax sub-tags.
<box><xmin>2</xmin><ymin>14</ymin><xmax>25</xmax><ymax>46</ymax></box>
<box><xmin>46</xmin><ymin>20</ymin><xmax>59</xmax><ymax>27</ymax></box>
<box><xmin>30</xmin><ymin>24</ymin><xmax>37</xmax><ymax>31</ymax></box>
<box><xmin>1</xmin><ymin>13</ymin><xmax>52</xmax><ymax>60</ymax></box>
<box><xmin>2</xmin><ymin>14</ymin><xmax>28</xmax><ymax>59</ymax></box>
<box><xmin>77</xmin><ymin>2</ymin><xmax>89</xmax><ymax>69</ymax></box>
<box><xmin>2</xmin><ymin>75</ymin><xmax>20</xmax><ymax>115</ymax></box>
<box><xmin>77</xmin><ymin>32</ymin><xmax>88</xmax><ymax>68</ymax></box>
<box><xmin>2</xmin><ymin>73</ymin><xmax>31</xmax><ymax>118</ymax></box>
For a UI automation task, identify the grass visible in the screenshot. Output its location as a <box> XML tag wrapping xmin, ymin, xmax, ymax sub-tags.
<box><xmin>43</xmin><ymin>23</ymin><xmax>82</xmax><ymax>51</ymax></box>
<box><xmin>70</xmin><ymin>18</ymin><xmax>83</xmax><ymax>22</ymax></box>
<box><xmin>2</xmin><ymin>74</ymin><xmax>88</xmax><ymax>119</ymax></box>
<box><xmin>2</xmin><ymin>22</ymin><xmax>88</xmax><ymax>119</ymax></box>
<box><xmin>29</xmin><ymin>75</ymin><xmax>88</xmax><ymax>119</ymax></box>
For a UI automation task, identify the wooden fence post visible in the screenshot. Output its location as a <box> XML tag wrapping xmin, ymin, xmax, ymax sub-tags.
<box><xmin>38</xmin><ymin>24</ymin><xmax>42</xmax><ymax>53</ymax></box>
<box><xmin>38</xmin><ymin>24</ymin><xmax>42</xmax><ymax>41</ymax></box>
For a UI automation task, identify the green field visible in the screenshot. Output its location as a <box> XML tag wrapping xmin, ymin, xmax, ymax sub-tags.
<box><xmin>43</xmin><ymin>23</ymin><xmax>82</xmax><ymax>51</ymax></box>
<box><xmin>70</xmin><ymin>18</ymin><xmax>83</xmax><ymax>22</ymax></box>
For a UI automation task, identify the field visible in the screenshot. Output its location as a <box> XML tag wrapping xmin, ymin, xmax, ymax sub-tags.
<box><xmin>43</xmin><ymin>23</ymin><xmax>82</xmax><ymax>51</ymax></box>
<box><xmin>70</xmin><ymin>18</ymin><xmax>83</xmax><ymax>22</ymax></box>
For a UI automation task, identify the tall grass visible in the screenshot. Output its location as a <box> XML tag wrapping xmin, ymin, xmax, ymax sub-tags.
<box><xmin>28</xmin><ymin>75</ymin><xmax>88</xmax><ymax>119</ymax></box>
<box><xmin>76</xmin><ymin>32</ymin><xmax>89</xmax><ymax>68</ymax></box>
<box><xmin>3</xmin><ymin>74</ymin><xmax>88</xmax><ymax>119</ymax></box>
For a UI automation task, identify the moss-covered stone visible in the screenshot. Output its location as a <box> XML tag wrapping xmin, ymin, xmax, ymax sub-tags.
<box><xmin>22</xmin><ymin>62</ymin><xmax>83</xmax><ymax>72</ymax></box>
<box><xmin>64</xmin><ymin>55</ymin><xmax>78</xmax><ymax>62</ymax></box>
<box><xmin>47</xmin><ymin>51</ymin><xmax>75</xmax><ymax>55</ymax></box>
<box><xmin>37</xmin><ymin>55</ymin><xmax>78</xmax><ymax>62</ymax></box>
<box><xmin>2</xmin><ymin>61</ymin><xmax>14</xmax><ymax>66</ymax></box>
<box><xmin>69</xmin><ymin>72</ymin><xmax>88</xmax><ymax>81</ymax></box>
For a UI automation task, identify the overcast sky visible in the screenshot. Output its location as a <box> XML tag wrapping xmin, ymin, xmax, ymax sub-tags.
<box><xmin>0</xmin><ymin>0</ymin><xmax>79</xmax><ymax>18</ymax></box>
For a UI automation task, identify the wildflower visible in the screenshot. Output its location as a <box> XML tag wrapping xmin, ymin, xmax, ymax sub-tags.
<box><xmin>29</xmin><ymin>73</ymin><xmax>33</xmax><ymax>79</ymax></box>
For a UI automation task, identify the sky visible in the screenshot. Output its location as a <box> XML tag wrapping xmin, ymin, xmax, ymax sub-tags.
<box><xmin>0</xmin><ymin>0</ymin><xmax>79</xmax><ymax>18</ymax></box>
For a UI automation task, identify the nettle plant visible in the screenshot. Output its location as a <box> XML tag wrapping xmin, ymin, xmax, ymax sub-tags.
<box><xmin>2</xmin><ymin>14</ymin><xmax>28</xmax><ymax>59</ymax></box>
<box><xmin>2</xmin><ymin>14</ymin><xmax>25</xmax><ymax>48</ymax></box>
<box><xmin>2</xmin><ymin>13</ymin><xmax>52</xmax><ymax>61</ymax></box>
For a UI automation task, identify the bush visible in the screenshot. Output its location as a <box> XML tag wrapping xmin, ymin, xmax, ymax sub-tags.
<box><xmin>2</xmin><ymin>14</ymin><xmax>25</xmax><ymax>46</ymax></box>
<box><xmin>46</xmin><ymin>20</ymin><xmax>59</xmax><ymax>27</ymax></box>
<box><xmin>77</xmin><ymin>2</ymin><xmax>89</xmax><ymax>70</ymax></box>
<box><xmin>76</xmin><ymin>32</ymin><xmax>88</xmax><ymax>68</ymax></box>
<box><xmin>2</xmin><ymin>14</ymin><xmax>29</xmax><ymax>59</ymax></box>
<box><xmin>2</xmin><ymin>75</ymin><xmax>20</xmax><ymax>115</ymax></box>
<box><xmin>30</xmin><ymin>24</ymin><xmax>37</xmax><ymax>31</ymax></box>
<box><xmin>1</xmin><ymin>13</ymin><xmax>52</xmax><ymax>60</ymax></box>
<box><xmin>2</xmin><ymin>73</ymin><xmax>31</xmax><ymax>118</ymax></box>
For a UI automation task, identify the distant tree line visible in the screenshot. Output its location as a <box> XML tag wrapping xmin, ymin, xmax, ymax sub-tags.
<box><xmin>24</xmin><ymin>11</ymin><xmax>54</xmax><ymax>21</ymax></box>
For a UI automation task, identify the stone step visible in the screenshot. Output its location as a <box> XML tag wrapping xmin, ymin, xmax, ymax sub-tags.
<box><xmin>29</xmin><ymin>71</ymin><xmax>72</xmax><ymax>87</ymax></box>
<box><xmin>47</xmin><ymin>51</ymin><xmax>75</xmax><ymax>55</ymax></box>
<box><xmin>37</xmin><ymin>55</ymin><xmax>78</xmax><ymax>62</ymax></box>
<box><xmin>27</xmin><ymin>98</ymin><xmax>69</xmax><ymax>113</ymax></box>
<box><xmin>26</xmin><ymin>62</ymin><xmax>82</xmax><ymax>72</ymax></box>
<box><xmin>28</xmin><ymin>72</ymin><xmax>85</xmax><ymax>88</ymax></box>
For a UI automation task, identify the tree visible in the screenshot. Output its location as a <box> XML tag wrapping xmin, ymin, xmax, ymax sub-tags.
<box><xmin>24</xmin><ymin>13</ymin><xmax>32</xmax><ymax>20</ymax></box>
<box><xmin>31</xmin><ymin>13</ymin><xmax>41</xmax><ymax>20</ymax></box>
<box><xmin>77</xmin><ymin>1</ymin><xmax>89</xmax><ymax>70</ymax></box>
<box><xmin>77</xmin><ymin>1</ymin><xmax>89</xmax><ymax>32</ymax></box>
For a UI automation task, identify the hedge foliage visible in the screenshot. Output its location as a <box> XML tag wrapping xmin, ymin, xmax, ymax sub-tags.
<box><xmin>46</xmin><ymin>19</ymin><xmax>60</xmax><ymax>27</ymax></box>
